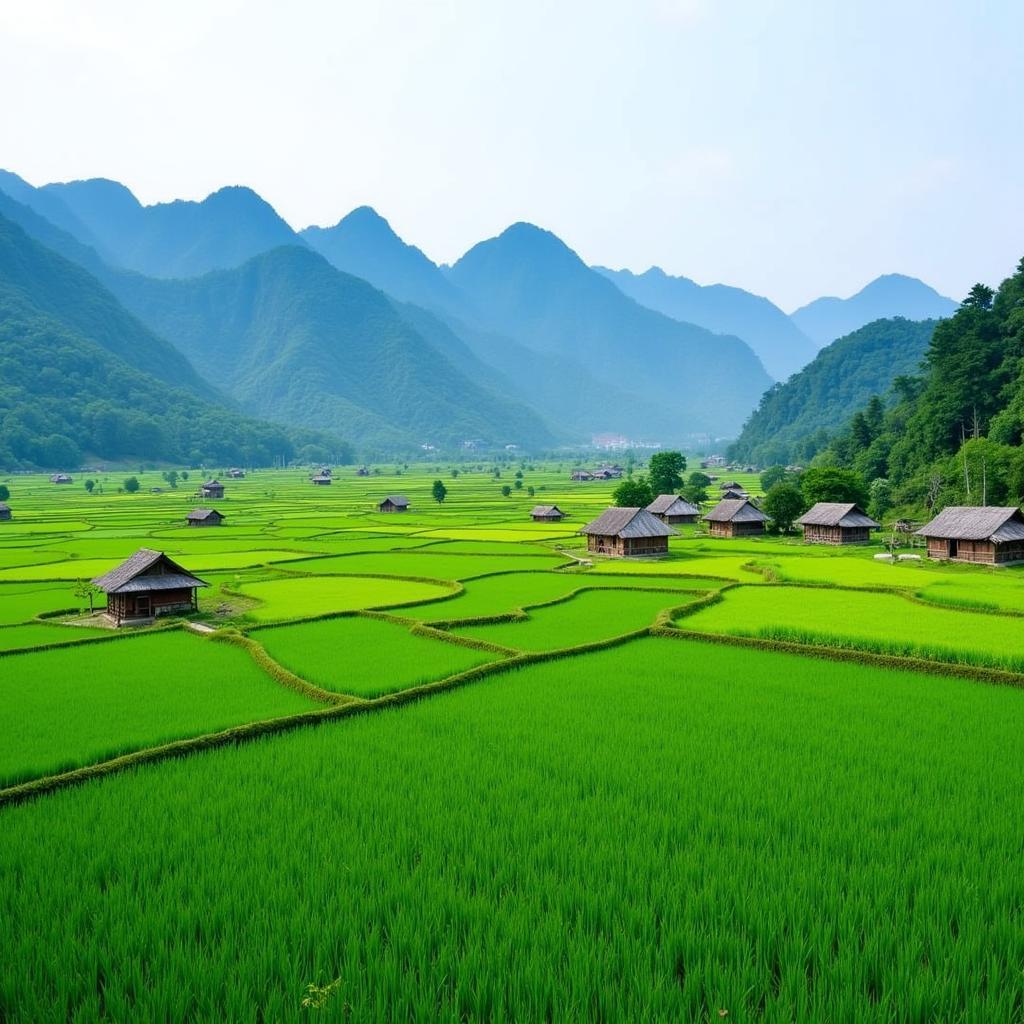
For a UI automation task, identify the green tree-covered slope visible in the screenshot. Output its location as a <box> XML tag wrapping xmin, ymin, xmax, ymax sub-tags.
<box><xmin>728</xmin><ymin>318</ymin><xmax>936</xmax><ymax>465</ymax></box>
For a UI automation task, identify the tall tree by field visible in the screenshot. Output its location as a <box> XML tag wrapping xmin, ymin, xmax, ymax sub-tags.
<box><xmin>684</xmin><ymin>471</ymin><xmax>710</xmax><ymax>504</ymax></box>
<box><xmin>0</xmin><ymin>484</ymin><xmax>8</xmax><ymax>502</ymax></box>
<box><xmin>123</xmin><ymin>477</ymin><xmax>140</xmax><ymax>493</ymax></box>
<box><xmin>612</xmin><ymin>476</ymin><xmax>654</xmax><ymax>507</ymax></box>
<box><xmin>432</xmin><ymin>479</ymin><xmax>447</xmax><ymax>503</ymax></box>
<box><xmin>647</xmin><ymin>451</ymin><xmax>686</xmax><ymax>495</ymax></box>
<box><xmin>800</xmin><ymin>467</ymin><xmax>868</xmax><ymax>508</ymax></box>
<box><xmin>762</xmin><ymin>482</ymin><xmax>804</xmax><ymax>533</ymax></box>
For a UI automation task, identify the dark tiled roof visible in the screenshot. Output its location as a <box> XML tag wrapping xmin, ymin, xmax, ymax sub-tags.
<box><xmin>92</xmin><ymin>548</ymin><xmax>209</xmax><ymax>594</ymax></box>
<box><xmin>916</xmin><ymin>506</ymin><xmax>1024</xmax><ymax>542</ymax></box>
<box><xmin>703</xmin><ymin>498</ymin><xmax>769</xmax><ymax>523</ymax></box>
<box><xmin>580</xmin><ymin>507</ymin><xmax>677</xmax><ymax>538</ymax></box>
<box><xmin>381</xmin><ymin>495</ymin><xmax>410</xmax><ymax>507</ymax></box>
<box><xmin>531</xmin><ymin>505</ymin><xmax>564</xmax><ymax>516</ymax></box>
<box><xmin>797</xmin><ymin>502</ymin><xmax>879</xmax><ymax>528</ymax></box>
<box><xmin>187</xmin><ymin>508</ymin><xmax>223</xmax><ymax>521</ymax></box>
<box><xmin>647</xmin><ymin>494</ymin><xmax>700</xmax><ymax>516</ymax></box>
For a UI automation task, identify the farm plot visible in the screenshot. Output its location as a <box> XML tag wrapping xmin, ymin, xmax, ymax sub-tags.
<box><xmin>411</xmin><ymin>571</ymin><xmax>721</xmax><ymax>622</ymax></box>
<box><xmin>237</xmin><ymin>574</ymin><xmax>457</xmax><ymax>622</ymax></box>
<box><xmin>0</xmin><ymin>582</ymin><xmax>82</xmax><ymax>624</ymax></box>
<box><xmin>0</xmin><ymin>631</ymin><xmax>318</xmax><ymax>788</ymax></box>
<box><xmin>291</xmin><ymin>551</ymin><xmax>570</xmax><ymax>580</ymax></box>
<box><xmin>677</xmin><ymin>584</ymin><xmax>1024</xmax><ymax>672</ymax></box>
<box><xmin>252</xmin><ymin>616</ymin><xmax>504</xmax><ymax>698</ymax></box>
<box><xmin>1</xmin><ymin>639</ymin><xmax>1021</xmax><ymax>1020</ymax></box>
<box><xmin>0</xmin><ymin>622</ymin><xmax>108</xmax><ymax>652</ymax></box>
<box><xmin>452</xmin><ymin>587</ymin><xmax>694</xmax><ymax>651</ymax></box>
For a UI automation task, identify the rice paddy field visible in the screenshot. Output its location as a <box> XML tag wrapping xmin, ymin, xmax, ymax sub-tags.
<box><xmin>1</xmin><ymin>463</ymin><xmax>1023</xmax><ymax>1020</ymax></box>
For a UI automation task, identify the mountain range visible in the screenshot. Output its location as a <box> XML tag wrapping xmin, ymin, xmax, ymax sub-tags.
<box><xmin>0</xmin><ymin>168</ymin><xmax>962</xmax><ymax>464</ymax></box>
<box><xmin>790</xmin><ymin>274</ymin><xmax>957</xmax><ymax>348</ymax></box>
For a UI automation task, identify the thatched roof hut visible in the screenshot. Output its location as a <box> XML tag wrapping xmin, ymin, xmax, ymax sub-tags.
<box><xmin>646</xmin><ymin>494</ymin><xmax>701</xmax><ymax>525</ymax></box>
<box><xmin>379</xmin><ymin>495</ymin><xmax>410</xmax><ymax>513</ymax></box>
<box><xmin>531</xmin><ymin>505</ymin><xmax>565</xmax><ymax>521</ymax></box>
<box><xmin>796</xmin><ymin>502</ymin><xmax>879</xmax><ymax>545</ymax></box>
<box><xmin>704</xmin><ymin>498</ymin><xmax>768</xmax><ymax>538</ymax></box>
<box><xmin>579</xmin><ymin>507</ymin><xmax>677</xmax><ymax>557</ymax></box>
<box><xmin>186</xmin><ymin>508</ymin><xmax>225</xmax><ymax>527</ymax></box>
<box><xmin>92</xmin><ymin>548</ymin><xmax>208</xmax><ymax>625</ymax></box>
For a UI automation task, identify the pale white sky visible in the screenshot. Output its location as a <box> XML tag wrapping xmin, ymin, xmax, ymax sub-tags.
<box><xmin>1</xmin><ymin>0</ymin><xmax>1020</xmax><ymax>309</ymax></box>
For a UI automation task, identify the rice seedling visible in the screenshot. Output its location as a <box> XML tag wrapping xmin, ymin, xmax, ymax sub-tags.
<box><xmin>1</xmin><ymin>639</ymin><xmax>1021</xmax><ymax>1020</ymax></box>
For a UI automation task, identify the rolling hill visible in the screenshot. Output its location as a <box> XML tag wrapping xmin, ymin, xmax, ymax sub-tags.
<box><xmin>727</xmin><ymin>317</ymin><xmax>938</xmax><ymax>466</ymax></box>
<box><xmin>790</xmin><ymin>274</ymin><xmax>956</xmax><ymax>348</ymax></box>
<box><xmin>0</xmin><ymin>212</ymin><xmax>338</xmax><ymax>469</ymax></box>
<box><xmin>595</xmin><ymin>265</ymin><xmax>818</xmax><ymax>381</ymax></box>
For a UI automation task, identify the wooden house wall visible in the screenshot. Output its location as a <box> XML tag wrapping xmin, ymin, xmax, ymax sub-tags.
<box><xmin>586</xmin><ymin>534</ymin><xmax>668</xmax><ymax>557</ymax></box>
<box><xmin>708</xmin><ymin>520</ymin><xmax>764</xmax><ymax>538</ymax></box>
<box><xmin>803</xmin><ymin>524</ymin><xmax>871</xmax><ymax>545</ymax></box>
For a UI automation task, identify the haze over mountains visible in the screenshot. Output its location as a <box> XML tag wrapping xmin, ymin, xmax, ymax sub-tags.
<box><xmin>0</xmin><ymin>168</ymin><xmax>961</xmax><ymax>465</ymax></box>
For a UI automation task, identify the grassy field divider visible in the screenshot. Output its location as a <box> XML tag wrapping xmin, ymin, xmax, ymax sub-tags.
<box><xmin>209</xmin><ymin>630</ymin><xmax>356</xmax><ymax>706</ymax></box>
<box><xmin>0</xmin><ymin>623</ymin><xmax>664</xmax><ymax>808</ymax></box>
<box><xmin>652</xmin><ymin>624</ymin><xmax>1024</xmax><ymax>690</ymax></box>
<box><xmin>408</xmin><ymin>622</ymin><xmax>522</xmax><ymax>657</ymax></box>
<box><xmin>0</xmin><ymin>619</ymin><xmax>185</xmax><ymax>660</ymax></box>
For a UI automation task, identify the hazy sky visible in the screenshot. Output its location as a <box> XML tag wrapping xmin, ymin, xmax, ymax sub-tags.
<box><xmin>1</xmin><ymin>0</ymin><xmax>1021</xmax><ymax>309</ymax></box>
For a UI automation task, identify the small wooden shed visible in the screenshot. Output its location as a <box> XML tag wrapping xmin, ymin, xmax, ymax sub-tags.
<box><xmin>186</xmin><ymin>508</ymin><xmax>225</xmax><ymax>528</ymax></box>
<box><xmin>200</xmin><ymin>479</ymin><xmax>224</xmax><ymax>499</ymax></box>
<box><xmin>704</xmin><ymin>498</ymin><xmax>768</xmax><ymax>538</ymax></box>
<box><xmin>579</xmin><ymin>507</ymin><xmax>677</xmax><ymax>557</ymax></box>
<box><xmin>228</xmin><ymin>468</ymin><xmax>246</xmax><ymax>479</ymax></box>
<box><xmin>92</xmin><ymin>549</ymin><xmax>208</xmax><ymax>625</ymax></box>
<box><xmin>0</xmin><ymin>502</ymin><xmax>11</xmax><ymax>522</ymax></box>
<box><xmin>51</xmin><ymin>473</ymin><xmax>73</xmax><ymax>484</ymax></box>
<box><xmin>719</xmin><ymin>480</ymin><xmax>741</xmax><ymax>491</ymax></box>
<box><xmin>570</xmin><ymin>470</ymin><xmax>594</xmax><ymax>482</ymax></box>
<box><xmin>646</xmin><ymin>494</ymin><xmax>701</xmax><ymax>525</ymax></box>
<box><xmin>915</xmin><ymin>506</ymin><xmax>1024</xmax><ymax>565</ymax></box>
<box><xmin>797</xmin><ymin>503</ymin><xmax>879</xmax><ymax>545</ymax></box>
<box><xmin>379</xmin><ymin>495</ymin><xmax>410</xmax><ymax>513</ymax></box>
<box><xmin>310</xmin><ymin>473</ymin><xmax>333</xmax><ymax>486</ymax></box>
<box><xmin>720</xmin><ymin>488</ymin><xmax>748</xmax><ymax>501</ymax></box>
<box><xmin>531</xmin><ymin>504</ymin><xmax>565</xmax><ymax>522</ymax></box>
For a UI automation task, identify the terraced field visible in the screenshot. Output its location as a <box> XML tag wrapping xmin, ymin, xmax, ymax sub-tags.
<box><xmin>1</xmin><ymin>464</ymin><xmax>1023</xmax><ymax>1020</ymax></box>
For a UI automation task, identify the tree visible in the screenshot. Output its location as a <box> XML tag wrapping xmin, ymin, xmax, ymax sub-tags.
<box><xmin>527</xmin><ymin>485</ymin><xmax>535</xmax><ymax>497</ymax></box>
<box><xmin>868</xmin><ymin>478</ymin><xmax>893</xmax><ymax>523</ymax></box>
<box><xmin>123</xmin><ymin>476</ymin><xmax>140</xmax><ymax>493</ymax></box>
<box><xmin>181</xmin><ymin>470</ymin><xmax>189</xmax><ymax>481</ymax></box>
<box><xmin>162</xmin><ymin>470</ymin><xmax>179</xmax><ymax>489</ymax></box>
<box><xmin>501</xmin><ymin>484</ymin><xmax>511</xmax><ymax>497</ymax></box>
<box><xmin>762</xmin><ymin>483</ymin><xmax>804</xmax><ymax>533</ymax></box>
<box><xmin>800</xmin><ymin>466</ymin><xmax>868</xmax><ymax>508</ymax></box>
<box><xmin>0</xmin><ymin>484</ymin><xmax>8</xmax><ymax>502</ymax></box>
<box><xmin>683</xmin><ymin>471</ymin><xmax>710</xmax><ymax>504</ymax></box>
<box><xmin>432</xmin><ymin>479</ymin><xmax>447</xmax><ymax>503</ymax></box>
<box><xmin>612</xmin><ymin>475</ymin><xmax>654</xmax><ymax>507</ymax></box>
<box><xmin>759</xmin><ymin>465</ymin><xmax>790</xmax><ymax>492</ymax></box>
<box><xmin>83</xmin><ymin>479</ymin><xmax>95</xmax><ymax>494</ymax></box>
<box><xmin>514</xmin><ymin>478</ymin><xmax>523</xmax><ymax>490</ymax></box>
<box><xmin>648</xmin><ymin>451</ymin><xmax>686</xmax><ymax>495</ymax></box>
<box><xmin>72</xmin><ymin>579</ymin><xmax>100</xmax><ymax>614</ymax></box>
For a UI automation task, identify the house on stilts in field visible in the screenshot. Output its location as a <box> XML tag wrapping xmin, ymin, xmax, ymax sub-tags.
<box><xmin>646</xmin><ymin>494</ymin><xmax>701</xmax><ymax>525</ymax></box>
<box><xmin>531</xmin><ymin>504</ymin><xmax>566</xmax><ymax>522</ymax></box>
<box><xmin>579</xmin><ymin>507</ymin><xmax>677</xmax><ymax>557</ymax></box>
<box><xmin>378</xmin><ymin>495</ymin><xmax>410</xmax><ymax>513</ymax></box>
<box><xmin>186</xmin><ymin>508</ymin><xmax>225</xmax><ymax>528</ymax></box>
<box><xmin>796</xmin><ymin>503</ymin><xmax>879</xmax><ymax>545</ymax></box>
<box><xmin>200</xmin><ymin>479</ymin><xmax>224</xmax><ymax>499</ymax></box>
<box><xmin>92</xmin><ymin>549</ymin><xmax>208</xmax><ymax>625</ymax></box>
<box><xmin>704</xmin><ymin>498</ymin><xmax>768</xmax><ymax>538</ymax></box>
<box><xmin>915</xmin><ymin>506</ymin><xmax>1024</xmax><ymax>565</ymax></box>
<box><xmin>0</xmin><ymin>502</ymin><xmax>11</xmax><ymax>522</ymax></box>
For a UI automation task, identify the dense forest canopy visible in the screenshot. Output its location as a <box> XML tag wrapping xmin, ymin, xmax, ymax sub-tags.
<box><xmin>813</xmin><ymin>259</ymin><xmax>1024</xmax><ymax>515</ymax></box>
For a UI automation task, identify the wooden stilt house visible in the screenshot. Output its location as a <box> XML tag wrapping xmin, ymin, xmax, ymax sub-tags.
<box><xmin>703</xmin><ymin>498</ymin><xmax>768</xmax><ymax>538</ymax></box>
<box><xmin>915</xmin><ymin>506</ymin><xmax>1024</xmax><ymax>564</ymax></box>
<box><xmin>796</xmin><ymin>503</ymin><xmax>879</xmax><ymax>545</ymax></box>
<box><xmin>646</xmin><ymin>494</ymin><xmax>701</xmax><ymax>525</ymax></box>
<box><xmin>579</xmin><ymin>507</ymin><xmax>677</xmax><ymax>557</ymax></box>
<box><xmin>92</xmin><ymin>549</ymin><xmax>208</xmax><ymax>625</ymax></box>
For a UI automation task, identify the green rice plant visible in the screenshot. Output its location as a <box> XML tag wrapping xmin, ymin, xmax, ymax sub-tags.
<box><xmin>285</xmin><ymin>551</ymin><xmax>570</xmax><ymax>580</ymax></box>
<box><xmin>251</xmin><ymin>615</ymin><xmax>505</xmax><ymax>697</ymax></box>
<box><xmin>0</xmin><ymin>622</ymin><xmax>108</xmax><ymax>652</ymax></box>
<box><xmin>237</xmin><ymin>574</ymin><xmax>457</xmax><ymax>622</ymax></box>
<box><xmin>678</xmin><ymin>584</ymin><xmax>1024</xmax><ymax>673</ymax></box>
<box><xmin>0</xmin><ymin>631</ymin><xmax>318</xmax><ymax>788</ymax></box>
<box><xmin>452</xmin><ymin>587</ymin><xmax>697</xmax><ymax>651</ymax></box>
<box><xmin>1</xmin><ymin>639</ymin><xmax>1022</xmax><ymax>1020</ymax></box>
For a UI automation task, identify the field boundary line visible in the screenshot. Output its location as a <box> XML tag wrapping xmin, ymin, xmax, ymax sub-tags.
<box><xmin>652</xmin><ymin>625</ymin><xmax>1024</xmax><ymax>689</ymax></box>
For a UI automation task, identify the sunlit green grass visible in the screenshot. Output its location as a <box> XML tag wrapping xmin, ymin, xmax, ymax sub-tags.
<box><xmin>0</xmin><ymin>631</ymin><xmax>318</xmax><ymax>787</ymax></box>
<box><xmin>253</xmin><ymin>616</ymin><xmax>503</xmax><ymax>697</ymax></box>
<box><xmin>2</xmin><ymin>638</ymin><xmax>1021</xmax><ymax>1020</ymax></box>
<box><xmin>679</xmin><ymin>584</ymin><xmax>1024</xmax><ymax>672</ymax></box>
<box><xmin>0</xmin><ymin>622</ymin><xmax>108</xmax><ymax>651</ymax></box>
<box><xmin>454</xmin><ymin>587</ymin><xmax>693</xmax><ymax>651</ymax></box>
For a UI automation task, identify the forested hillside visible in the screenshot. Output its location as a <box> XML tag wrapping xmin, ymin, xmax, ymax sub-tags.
<box><xmin>0</xmin><ymin>215</ymin><xmax>342</xmax><ymax>469</ymax></box>
<box><xmin>815</xmin><ymin>259</ymin><xmax>1024</xmax><ymax>512</ymax></box>
<box><xmin>109</xmin><ymin>245</ymin><xmax>557</xmax><ymax>451</ymax></box>
<box><xmin>728</xmin><ymin>318</ymin><xmax>936</xmax><ymax>465</ymax></box>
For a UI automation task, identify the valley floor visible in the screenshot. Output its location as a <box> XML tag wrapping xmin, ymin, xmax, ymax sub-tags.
<box><xmin>1</xmin><ymin>465</ymin><xmax>1022</xmax><ymax>1021</ymax></box>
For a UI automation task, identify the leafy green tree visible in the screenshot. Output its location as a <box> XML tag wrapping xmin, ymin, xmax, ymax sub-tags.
<box><xmin>162</xmin><ymin>470</ymin><xmax>179</xmax><ymax>489</ymax></box>
<box><xmin>612</xmin><ymin>475</ymin><xmax>654</xmax><ymax>507</ymax></box>
<box><xmin>762</xmin><ymin>482</ymin><xmax>804</xmax><ymax>533</ymax></box>
<box><xmin>527</xmin><ymin>485</ymin><xmax>535</xmax><ymax>497</ymax></box>
<box><xmin>801</xmin><ymin>466</ymin><xmax>868</xmax><ymax>507</ymax></box>
<box><xmin>0</xmin><ymin>484</ymin><xmax>8</xmax><ymax>502</ymax></box>
<box><xmin>759</xmin><ymin>465</ymin><xmax>790</xmax><ymax>492</ymax></box>
<box><xmin>83</xmin><ymin>480</ymin><xmax>95</xmax><ymax>494</ymax></box>
<box><xmin>181</xmin><ymin>471</ymin><xmax>189</xmax><ymax>481</ymax></box>
<box><xmin>432</xmin><ymin>479</ymin><xmax>447</xmax><ymax>503</ymax></box>
<box><xmin>514</xmin><ymin>478</ymin><xmax>523</xmax><ymax>490</ymax></box>
<box><xmin>647</xmin><ymin>451</ymin><xmax>686</xmax><ymax>495</ymax></box>
<box><xmin>868</xmin><ymin>478</ymin><xmax>893</xmax><ymax>523</ymax></box>
<box><xmin>500</xmin><ymin>484</ymin><xmax>511</xmax><ymax>497</ymax></box>
<box><xmin>123</xmin><ymin>476</ymin><xmax>140</xmax><ymax>494</ymax></box>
